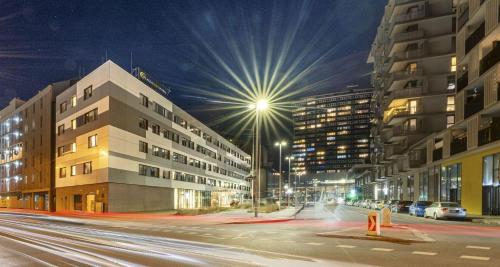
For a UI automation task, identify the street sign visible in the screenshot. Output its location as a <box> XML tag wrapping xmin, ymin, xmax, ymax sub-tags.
<box><xmin>381</xmin><ymin>207</ymin><xmax>392</xmax><ymax>227</ymax></box>
<box><xmin>367</xmin><ymin>211</ymin><xmax>380</xmax><ymax>236</ymax></box>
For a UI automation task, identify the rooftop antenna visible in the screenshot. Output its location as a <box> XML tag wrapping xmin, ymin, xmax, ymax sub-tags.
<box><xmin>130</xmin><ymin>51</ymin><xmax>133</xmax><ymax>74</ymax></box>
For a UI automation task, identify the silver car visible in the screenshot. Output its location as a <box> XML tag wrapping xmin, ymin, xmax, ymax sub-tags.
<box><xmin>424</xmin><ymin>202</ymin><xmax>467</xmax><ymax>220</ymax></box>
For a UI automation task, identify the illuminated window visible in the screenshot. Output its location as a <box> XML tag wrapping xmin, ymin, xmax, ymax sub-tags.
<box><xmin>88</xmin><ymin>135</ymin><xmax>97</xmax><ymax>148</ymax></box>
<box><xmin>70</xmin><ymin>165</ymin><xmax>77</xmax><ymax>176</ymax></box>
<box><xmin>83</xmin><ymin>161</ymin><xmax>92</xmax><ymax>174</ymax></box>
<box><xmin>71</xmin><ymin>119</ymin><xmax>76</xmax><ymax>130</ymax></box>
<box><xmin>71</xmin><ymin>96</ymin><xmax>77</xmax><ymax>107</ymax></box>
<box><xmin>71</xmin><ymin>142</ymin><xmax>76</xmax><ymax>152</ymax></box>
<box><xmin>409</xmin><ymin>100</ymin><xmax>418</xmax><ymax>114</ymax></box>
<box><xmin>359</xmin><ymin>153</ymin><xmax>369</xmax><ymax>158</ymax></box>
<box><xmin>407</xmin><ymin>62</ymin><xmax>418</xmax><ymax>73</ymax></box>
<box><xmin>446</xmin><ymin>96</ymin><xmax>455</xmax><ymax>111</ymax></box>
<box><xmin>451</xmin><ymin>56</ymin><xmax>457</xmax><ymax>72</ymax></box>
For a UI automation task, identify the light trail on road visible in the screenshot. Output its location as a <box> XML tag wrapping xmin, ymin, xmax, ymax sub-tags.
<box><xmin>0</xmin><ymin>214</ymin><xmax>347</xmax><ymax>267</ymax></box>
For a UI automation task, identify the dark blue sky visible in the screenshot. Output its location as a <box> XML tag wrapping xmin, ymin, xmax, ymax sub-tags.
<box><xmin>0</xmin><ymin>0</ymin><xmax>385</xmax><ymax>150</ymax></box>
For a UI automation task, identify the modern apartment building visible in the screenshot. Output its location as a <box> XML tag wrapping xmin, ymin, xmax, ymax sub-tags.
<box><xmin>357</xmin><ymin>0</ymin><xmax>500</xmax><ymax>216</ymax></box>
<box><xmin>54</xmin><ymin>61</ymin><xmax>251</xmax><ymax>212</ymax></box>
<box><xmin>292</xmin><ymin>88</ymin><xmax>373</xmax><ymax>175</ymax></box>
<box><xmin>0</xmin><ymin>81</ymin><xmax>70</xmax><ymax>211</ymax></box>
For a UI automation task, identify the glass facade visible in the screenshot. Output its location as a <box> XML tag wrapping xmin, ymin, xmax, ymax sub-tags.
<box><xmin>440</xmin><ymin>164</ymin><xmax>462</xmax><ymax>203</ymax></box>
<box><xmin>292</xmin><ymin>89</ymin><xmax>373</xmax><ymax>174</ymax></box>
<box><xmin>482</xmin><ymin>153</ymin><xmax>500</xmax><ymax>215</ymax></box>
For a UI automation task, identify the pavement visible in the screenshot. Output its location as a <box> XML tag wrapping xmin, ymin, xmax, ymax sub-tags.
<box><xmin>0</xmin><ymin>204</ymin><xmax>499</xmax><ymax>266</ymax></box>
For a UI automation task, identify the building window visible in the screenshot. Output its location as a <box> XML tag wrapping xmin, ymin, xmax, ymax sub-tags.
<box><xmin>60</xmin><ymin>101</ymin><xmax>67</xmax><ymax>113</ymax></box>
<box><xmin>59</xmin><ymin>167</ymin><xmax>66</xmax><ymax>178</ymax></box>
<box><xmin>88</xmin><ymin>135</ymin><xmax>97</xmax><ymax>148</ymax></box>
<box><xmin>447</xmin><ymin>75</ymin><xmax>456</xmax><ymax>90</ymax></box>
<box><xmin>409</xmin><ymin>100</ymin><xmax>418</xmax><ymax>114</ymax></box>
<box><xmin>447</xmin><ymin>96</ymin><xmax>455</xmax><ymax>111</ymax></box>
<box><xmin>441</xmin><ymin>164</ymin><xmax>461</xmax><ymax>203</ymax></box>
<box><xmin>83</xmin><ymin>161</ymin><xmax>92</xmax><ymax>174</ymax></box>
<box><xmin>152</xmin><ymin>124</ymin><xmax>160</xmax><ymax>135</ymax></box>
<box><xmin>139</xmin><ymin>141</ymin><xmax>148</xmax><ymax>153</ymax></box>
<box><xmin>451</xmin><ymin>56</ymin><xmax>457</xmax><ymax>72</ymax></box>
<box><xmin>140</xmin><ymin>94</ymin><xmax>149</xmax><ymax>107</ymax></box>
<box><xmin>71</xmin><ymin>95</ymin><xmax>77</xmax><ymax>107</ymax></box>
<box><xmin>447</xmin><ymin>115</ymin><xmax>455</xmax><ymax>128</ymax></box>
<box><xmin>57</xmin><ymin>124</ymin><xmax>65</xmax><ymax>135</ymax></box>
<box><xmin>139</xmin><ymin>164</ymin><xmax>159</xmax><ymax>178</ymax></box>
<box><xmin>71</xmin><ymin>142</ymin><xmax>76</xmax><ymax>152</ymax></box>
<box><xmin>84</xmin><ymin>85</ymin><xmax>93</xmax><ymax>100</ymax></box>
<box><xmin>139</xmin><ymin>118</ymin><xmax>148</xmax><ymax>130</ymax></box>
<box><xmin>70</xmin><ymin>165</ymin><xmax>77</xmax><ymax>176</ymax></box>
<box><xmin>71</xmin><ymin>119</ymin><xmax>76</xmax><ymax>129</ymax></box>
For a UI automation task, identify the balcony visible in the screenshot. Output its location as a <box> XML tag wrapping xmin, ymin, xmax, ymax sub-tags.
<box><xmin>478</xmin><ymin>124</ymin><xmax>500</xmax><ymax>147</ymax></box>
<box><xmin>464</xmin><ymin>89</ymin><xmax>484</xmax><ymax>119</ymax></box>
<box><xmin>386</xmin><ymin>68</ymin><xmax>423</xmax><ymax>85</ymax></box>
<box><xmin>465</xmin><ymin>22</ymin><xmax>485</xmax><ymax>55</ymax></box>
<box><xmin>450</xmin><ymin>137</ymin><xmax>467</xmax><ymax>156</ymax></box>
<box><xmin>387</xmin><ymin>86</ymin><xmax>426</xmax><ymax>105</ymax></box>
<box><xmin>456</xmin><ymin>71</ymin><xmax>468</xmax><ymax>93</ymax></box>
<box><xmin>479</xmin><ymin>42</ymin><xmax>500</xmax><ymax>76</ymax></box>
<box><xmin>432</xmin><ymin>147</ymin><xmax>443</xmax><ymax>162</ymax></box>
<box><xmin>393</xmin><ymin>30</ymin><xmax>425</xmax><ymax>43</ymax></box>
<box><xmin>409</xmin><ymin>152</ymin><xmax>426</xmax><ymax>169</ymax></box>
<box><xmin>384</xmin><ymin>145</ymin><xmax>407</xmax><ymax>160</ymax></box>
<box><xmin>393</xmin><ymin>48</ymin><xmax>426</xmax><ymax>62</ymax></box>
<box><xmin>395</xmin><ymin>0</ymin><xmax>423</xmax><ymax>5</ymax></box>
<box><xmin>457</xmin><ymin>7</ymin><xmax>469</xmax><ymax>32</ymax></box>
<box><xmin>394</xmin><ymin>8</ymin><xmax>428</xmax><ymax>24</ymax></box>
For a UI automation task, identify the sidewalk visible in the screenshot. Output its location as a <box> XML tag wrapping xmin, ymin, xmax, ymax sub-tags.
<box><xmin>470</xmin><ymin>215</ymin><xmax>500</xmax><ymax>225</ymax></box>
<box><xmin>202</xmin><ymin>206</ymin><xmax>302</xmax><ymax>224</ymax></box>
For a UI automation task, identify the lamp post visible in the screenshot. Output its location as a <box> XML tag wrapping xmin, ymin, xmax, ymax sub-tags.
<box><xmin>274</xmin><ymin>141</ymin><xmax>286</xmax><ymax>210</ymax></box>
<box><xmin>248</xmin><ymin>98</ymin><xmax>268</xmax><ymax>217</ymax></box>
<box><xmin>285</xmin><ymin>156</ymin><xmax>294</xmax><ymax>207</ymax></box>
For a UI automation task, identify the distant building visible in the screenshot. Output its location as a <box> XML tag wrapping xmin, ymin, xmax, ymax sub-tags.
<box><xmin>292</xmin><ymin>88</ymin><xmax>373</xmax><ymax>177</ymax></box>
<box><xmin>0</xmin><ymin>81</ymin><xmax>71</xmax><ymax>211</ymax></box>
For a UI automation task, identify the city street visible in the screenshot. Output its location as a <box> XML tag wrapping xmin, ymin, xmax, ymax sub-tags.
<box><xmin>0</xmin><ymin>205</ymin><xmax>498</xmax><ymax>266</ymax></box>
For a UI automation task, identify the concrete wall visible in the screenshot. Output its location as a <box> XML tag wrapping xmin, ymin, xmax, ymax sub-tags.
<box><xmin>108</xmin><ymin>183</ymin><xmax>174</xmax><ymax>212</ymax></box>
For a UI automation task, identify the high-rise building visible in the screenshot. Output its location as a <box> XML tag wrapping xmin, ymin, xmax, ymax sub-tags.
<box><xmin>0</xmin><ymin>81</ymin><xmax>71</xmax><ymax>211</ymax></box>
<box><xmin>355</xmin><ymin>0</ymin><xmax>500</xmax><ymax>216</ymax></box>
<box><xmin>364</xmin><ymin>0</ymin><xmax>457</xmax><ymax>201</ymax></box>
<box><xmin>292</xmin><ymin>88</ymin><xmax>373</xmax><ymax>176</ymax></box>
<box><xmin>52</xmin><ymin>61</ymin><xmax>252</xmax><ymax>212</ymax></box>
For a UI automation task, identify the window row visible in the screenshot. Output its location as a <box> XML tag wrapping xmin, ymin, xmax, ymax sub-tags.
<box><xmin>59</xmin><ymin>161</ymin><xmax>92</xmax><ymax>178</ymax></box>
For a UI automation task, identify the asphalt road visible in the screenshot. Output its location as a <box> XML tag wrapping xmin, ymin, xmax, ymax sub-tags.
<box><xmin>0</xmin><ymin>205</ymin><xmax>499</xmax><ymax>266</ymax></box>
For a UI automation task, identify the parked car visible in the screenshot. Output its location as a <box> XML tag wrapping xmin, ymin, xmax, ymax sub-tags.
<box><xmin>424</xmin><ymin>202</ymin><xmax>467</xmax><ymax>220</ymax></box>
<box><xmin>376</xmin><ymin>200</ymin><xmax>388</xmax><ymax>210</ymax></box>
<box><xmin>386</xmin><ymin>200</ymin><xmax>398</xmax><ymax>209</ymax></box>
<box><xmin>363</xmin><ymin>200</ymin><xmax>373</xmax><ymax>209</ymax></box>
<box><xmin>370</xmin><ymin>200</ymin><xmax>384</xmax><ymax>210</ymax></box>
<box><xmin>409</xmin><ymin>201</ymin><xmax>433</xmax><ymax>217</ymax></box>
<box><xmin>391</xmin><ymin>200</ymin><xmax>413</xmax><ymax>213</ymax></box>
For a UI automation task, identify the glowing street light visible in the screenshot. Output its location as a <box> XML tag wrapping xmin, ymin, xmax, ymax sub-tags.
<box><xmin>274</xmin><ymin>140</ymin><xmax>287</xmax><ymax>210</ymax></box>
<box><xmin>249</xmin><ymin>97</ymin><xmax>270</xmax><ymax>217</ymax></box>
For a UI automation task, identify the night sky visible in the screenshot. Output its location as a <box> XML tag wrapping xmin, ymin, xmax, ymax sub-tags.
<box><xmin>0</xmin><ymin>0</ymin><xmax>386</xmax><ymax>158</ymax></box>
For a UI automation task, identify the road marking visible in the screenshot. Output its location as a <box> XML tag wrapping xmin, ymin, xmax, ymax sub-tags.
<box><xmin>305</xmin><ymin>242</ymin><xmax>324</xmax><ymax>246</ymax></box>
<box><xmin>336</xmin><ymin>245</ymin><xmax>356</xmax><ymax>249</ymax></box>
<box><xmin>460</xmin><ymin>255</ymin><xmax>490</xmax><ymax>261</ymax></box>
<box><xmin>371</xmin><ymin>248</ymin><xmax>394</xmax><ymax>252</ymax></box>
<box><xmin>412</xmin><ymin>251</ymin><xmax>437</xmax><ymax>256</ymax></box>
<box><xmin>466</xmin><ymin>245</ymin><xmax>491</xmax><ymax>250</ymax></box>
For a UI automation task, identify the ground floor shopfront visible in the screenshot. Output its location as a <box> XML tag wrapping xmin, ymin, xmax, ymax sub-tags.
<box><xmin>358</xmin><ymin>144</ymin><xmax>500</xmax><ymax>216</ymax></box>
<box><xmin>0</xmin><ymin>190</ymin><xmax>52</xmax><ymax>211</ymax></box>
<box><xmin>56</xmin><ymin>182</ymin><xmax>248</xmax><ymax>213</ymax></box>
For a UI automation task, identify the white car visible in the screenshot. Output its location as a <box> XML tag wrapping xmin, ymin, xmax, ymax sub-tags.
<box><xmin>424</xmin><ymin>202</ymin><xmax>467</xmax><ymax>220</ymax></box>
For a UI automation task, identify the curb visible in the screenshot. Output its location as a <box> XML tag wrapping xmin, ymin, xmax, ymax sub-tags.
<box><xmin>225</xmin><ymin>218</ymin><xmax>293</xmax><ymax>224</ymax></box>
<box><xmin>225</xmin><ymin>206</ymin><xmax>305</xmax><ymax>224</ymax></box>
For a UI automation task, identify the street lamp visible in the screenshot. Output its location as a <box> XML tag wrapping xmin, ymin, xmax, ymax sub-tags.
<box><xmin>248</xmin><ymin>98</ymin><xmax>269</xmax><ymax>217</ymax></box>
<box><xmin>274</xmin><ymin>140</ymin><xmax>287</xmax><ymax>210</ymax></box>
<box><xmin>285</xmin><ymin>156</ymin><xmax>295</xmax><ymax>190</ymax></box>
